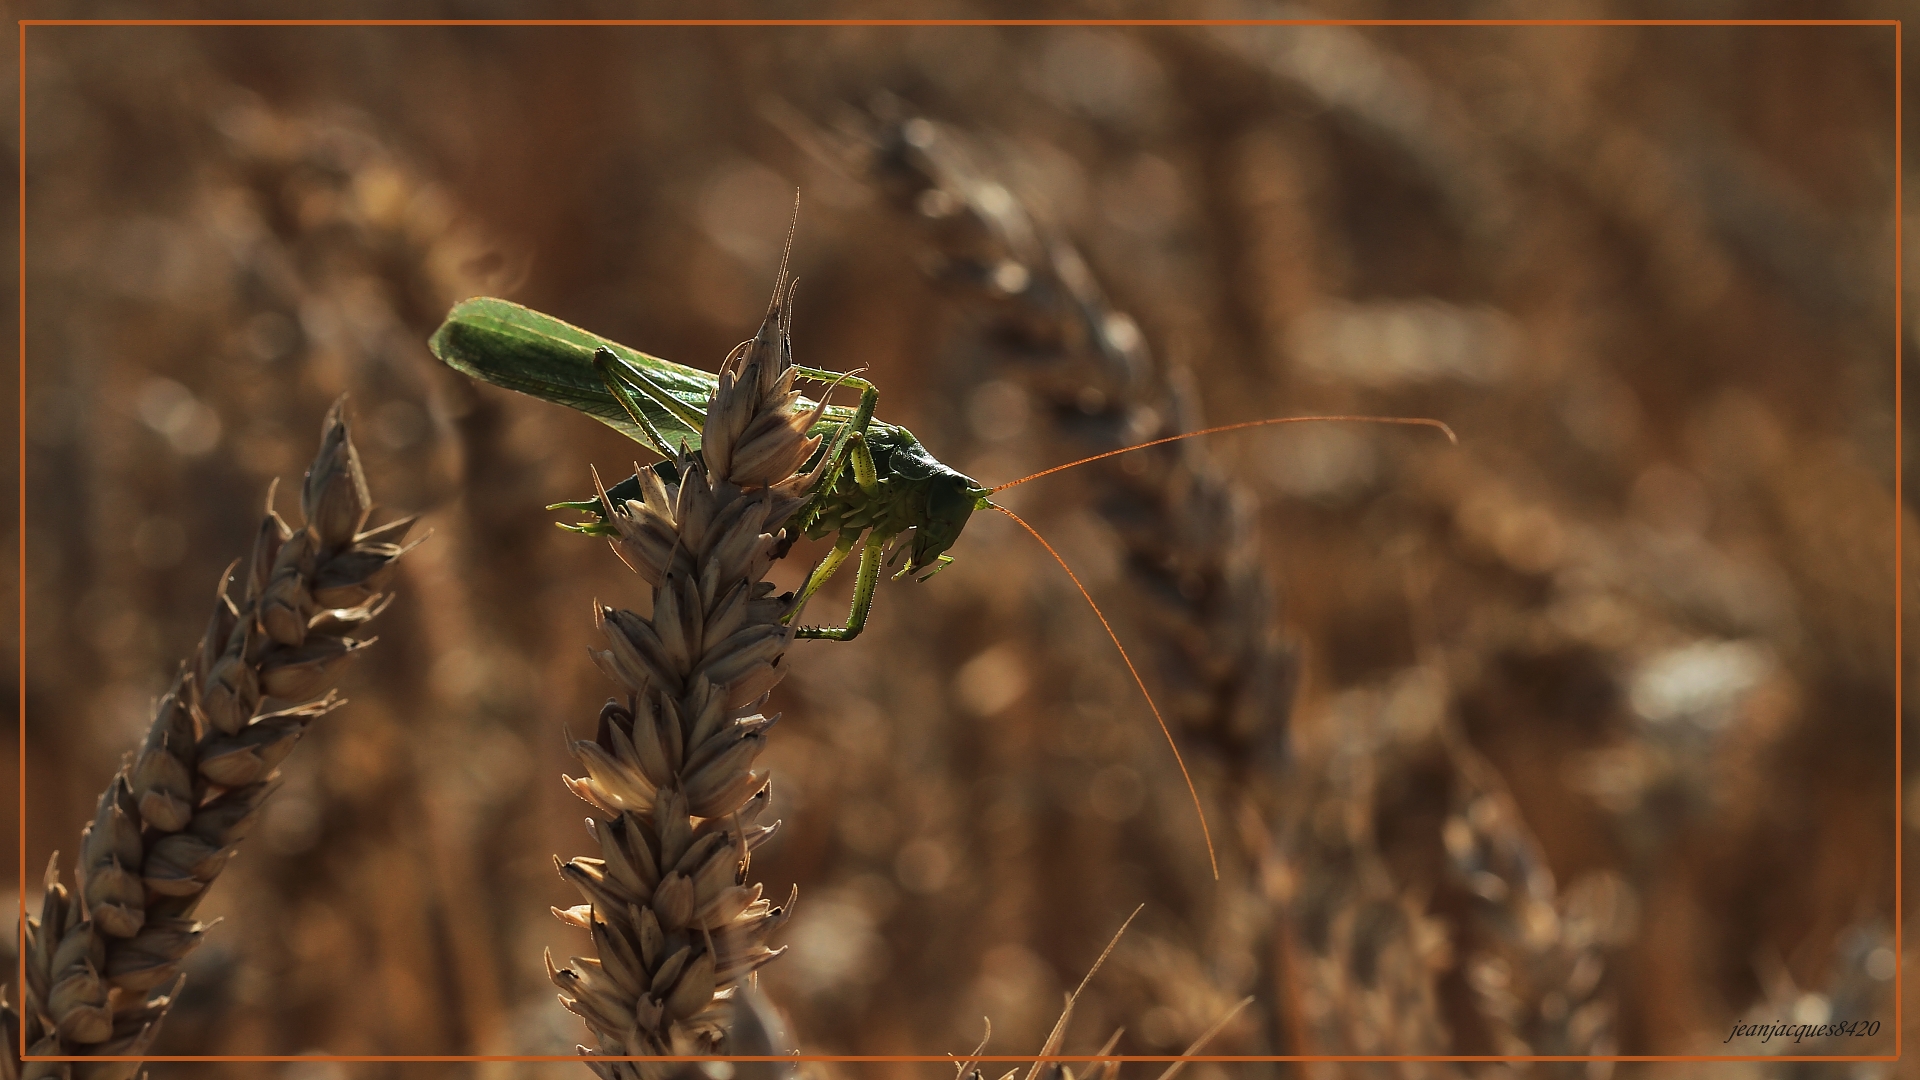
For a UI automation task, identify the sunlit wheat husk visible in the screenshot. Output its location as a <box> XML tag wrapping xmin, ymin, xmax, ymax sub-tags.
<box><xmin>545</xmin><ymin>254</ymin><xmax>823</xmax><ymax>1075</ymax></box>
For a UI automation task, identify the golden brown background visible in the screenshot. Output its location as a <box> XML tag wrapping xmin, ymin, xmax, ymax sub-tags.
<box><xmin>4</xmin><ymin>5</ymin><xmax>1909</xmax><ymax>1078</ymax></box>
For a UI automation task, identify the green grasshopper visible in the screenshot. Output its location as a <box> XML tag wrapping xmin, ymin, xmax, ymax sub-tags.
<box><xmin>429</xmin><ymin>294</ymin><xmax>989</xmax><ymax>643</ymax></box>
<box><xmin>429</xmin><ymin>283</ymin><xmax>1454</xmax><ymax>877</ymax></box>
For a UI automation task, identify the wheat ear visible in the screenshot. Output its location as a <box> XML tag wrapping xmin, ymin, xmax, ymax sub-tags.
<box><xmin>5</xmin><ymin>399</ymin><xmax>415</xmax><ymax>1079</ymax></box>
<box><xmin>844</xmin><ymin>110</ymin><xmax>1301</xmax><ymax>1051</ymax></box>
<box><xmin>546</xmin><ymin>257</ymin><xmax>820</xmax><ymax>1073</ymax></box>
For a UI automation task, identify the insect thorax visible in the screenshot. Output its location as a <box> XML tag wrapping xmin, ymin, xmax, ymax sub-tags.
<box><xmin>798</xmin><ymin>426</ymin><xmax>982</xmax><ymax>550</ymax></box>
<box><xmin>798</xmin><ymin>460</ymin><xmax>926</xmax><ymax>545</ymax></box>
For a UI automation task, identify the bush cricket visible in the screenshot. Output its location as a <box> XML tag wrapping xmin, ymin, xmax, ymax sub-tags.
<box><xmin>430</xmin><ymin>264</ymin><xmax>1453</xmax><ymax>877</ymax></box>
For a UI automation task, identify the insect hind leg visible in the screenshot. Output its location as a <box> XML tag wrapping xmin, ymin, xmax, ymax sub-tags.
<box><xmin>592</xmin><ymin>347</ymin><xmax>678</xmax><ymax>460</ymax></box>
<box><xmin>789</xmin><ymin>533</ymin><xmax>855</xmax><ymax>621</ymax></box>
<box><xmin>793</xmin><ymin>532</ymin><xmax>886</xmax><ymax>641</ymax></box>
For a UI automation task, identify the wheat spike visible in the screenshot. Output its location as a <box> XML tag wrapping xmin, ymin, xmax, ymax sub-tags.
<box><xmin>548</xmin><ymin>262</ymin><xmax>819</xmax><ymax>1075</ymax></box>
<box><xmin>840</xmin><ymin>109</ymin><xmax>1299</xmax><ymax>1053</ymax></box>
<box><xmin>6</xmin><ymin>399</ymin><xmax>416</xmax><ymax>1079</ymax></box>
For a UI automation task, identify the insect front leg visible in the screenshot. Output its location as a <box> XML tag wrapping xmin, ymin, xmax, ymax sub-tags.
<box><xmin>793</xmin><ymin>531</ymin><xmax>887</xmax><ymax>641</ymax></box>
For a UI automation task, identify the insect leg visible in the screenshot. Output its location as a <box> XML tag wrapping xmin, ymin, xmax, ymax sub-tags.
<box><xmin>848</xmin><ymin>430</ymin><xmax>880</xmax><ymax>495</ymax></box>
<box><xmin>793</xmin><ymin>367</ymin><xmax>877</xmax><ymax>425</ymax></box>
<box><xmin>593</xmin><ymin>347</ymin><xmax>712</xmax><ymax>438</ymax></box>
<box><xmin>793</xmin><ymin>531</ymin><xmax>886</xmax><ymax>641</ymax></box>
<box><xmin>590</xmin><ymin>348</ymin><xmax>676</xmax><ymax>460</ymax></box>
<box><xmin>792</xmin><ymin>369</ymin><xmax>882</xmax><ymax>525</ymax></box>
<box><xmin>794</xmin><ymin>367</ymin><xmax>877</xmax><ymax>484</ymax></box>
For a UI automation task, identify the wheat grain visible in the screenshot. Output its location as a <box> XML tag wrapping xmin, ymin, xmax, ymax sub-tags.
<box><xmin>4</xmin><ymin>399</ymin><xmax>416</xmax><ymax>1080</ymax></box>
<box><xmin>545</xmin><ymin>255</ymin><xmax>820</xmax><ymax>1076</ymax></box>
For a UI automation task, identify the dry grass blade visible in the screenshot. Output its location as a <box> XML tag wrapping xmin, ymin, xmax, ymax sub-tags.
<box><xmin>1016</xmin><ymin>905</ymin><xmax>1140</xmax><ymax>1080</ymax></box>
<box><xmin>1081</xmin><ymin>1028</ymin><xmax>1126</xmax><ymax>1080</ymax></box>
<box><xmin>6</xmin><ymin>399</ymin><xmax>417</xmax><ymax>1080</ymax></box>
<box><xmin>977</xmin><ymin>908</ymin><xmax>1245</xmax><ymax>1080</ymax></box>
<box><xmin>546</xmin><ymin>257</ymin><xmax>822</xmax><ymax>1076</ymax></box>
<box><xmin>1152</xmin><ymin>996</ymin><xmax>1254</xmax><ymax>1080</ymax></box>
<box><xmin>952</xmin><ymin>1017</ymin><xmax>993</xmax><ymax>1080</ymax></box>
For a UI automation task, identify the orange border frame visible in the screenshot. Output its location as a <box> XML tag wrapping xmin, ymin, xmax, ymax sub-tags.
<box><xmin>12</xmin><ymin>15</ymin><xmax>1904</xmax><ymax>1068</ymax></box>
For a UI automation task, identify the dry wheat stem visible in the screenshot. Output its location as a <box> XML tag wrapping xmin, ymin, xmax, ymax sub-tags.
<box><xmin>545</xmin><ymin>251</ymin><xmax>820</xmax><ymax>1077</ymax></box>
<box><xmin>1288</xmin><ymin>743</ymin><xmax>1455</xmax><ymax>1063</ymax></box>
<box><xmin>4</xmin><ymin>399</ymin><xmax>416</xmax><ymax>1080</ymax></box>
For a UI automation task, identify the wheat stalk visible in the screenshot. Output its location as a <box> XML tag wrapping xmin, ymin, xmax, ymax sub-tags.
<box><xmin>4</xmin><ymin>399</ymin><xmax>415</xmax><ymax>1079</ymax></box>
<box><xmin>545</xmin><ymin>254</ymin><xmax>822</xmax><ymax>1074</ymax></box>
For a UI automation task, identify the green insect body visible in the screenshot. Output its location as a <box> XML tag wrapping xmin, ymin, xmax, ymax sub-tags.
<box><xmin>431</xmin><ymin>288</ymin><xmax>1454</xmax><ymax>878</ymax></box>
<box><xmin>429</xmin><ymin>296</ymin><xmax>991</xmax><ymax>640</ymax></box>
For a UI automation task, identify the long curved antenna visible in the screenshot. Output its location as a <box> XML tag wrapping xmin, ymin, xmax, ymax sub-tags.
<box><xmin>992</xmin><ymin>505</ymin><xmax>1219</xmax><ymax>881</ymax></box>
<box><xmin>991</xmin><ymin>414</ymin><xmax>1457</xmax><ymax>492</ymax></box>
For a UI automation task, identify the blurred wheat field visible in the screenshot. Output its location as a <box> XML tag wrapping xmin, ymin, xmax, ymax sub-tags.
<box><xmin>5</xmin><ymin>10</ymin><xmax>1911</xmax><ymax>1080</ymax></box>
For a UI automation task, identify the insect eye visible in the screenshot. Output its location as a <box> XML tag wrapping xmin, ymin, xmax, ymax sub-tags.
<box><xmin>925</xmin><ymin>475</ymin><xmax>980</xmax><ymax>524</ymax></box>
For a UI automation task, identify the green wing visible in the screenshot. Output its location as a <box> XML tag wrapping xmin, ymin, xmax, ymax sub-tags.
<box><xmin>429</xmin><ymin>297</ymin><xmax>716</xmax><ymax>451</ymax></box>
<box><xmin>430</xmin><ymin>295</ymin><xmax>883</xmax><ymax>470</ymax></box>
